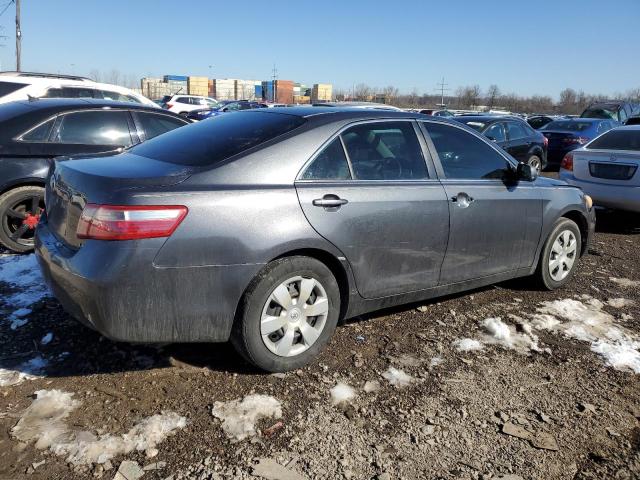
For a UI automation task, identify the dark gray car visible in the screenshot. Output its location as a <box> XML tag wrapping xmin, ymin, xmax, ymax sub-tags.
<box><xmin>35</xmin><ymin>108</ymin><xmax>596</xmax><ymax>372</ymax></box>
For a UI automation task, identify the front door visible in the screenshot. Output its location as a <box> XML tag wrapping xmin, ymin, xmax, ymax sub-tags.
<box><xmin>420</xmin><ymin>121</ymin><xmax>542</xmax><ymax>284</ymax></box>
<box><xmin>505</xmin><ymin>120</ymin><xmax>532</xmax><ymax>162</ymax></box>
<box><xmin>295</xmin><ymin>120</ymin><xmax>450</xmax><ymax>299</ymax></box>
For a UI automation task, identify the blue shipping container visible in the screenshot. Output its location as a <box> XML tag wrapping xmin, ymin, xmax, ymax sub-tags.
<box><xmin>255</xmin><ymin>85</ymin><xmax>263</xmax><ymax>98</ymax></box>
<box><xmin>164</xmin><ymin>75</ymin><xmax>188</xmax><ymax>82</ymax></box>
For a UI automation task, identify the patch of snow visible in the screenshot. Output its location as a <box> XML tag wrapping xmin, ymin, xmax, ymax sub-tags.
<box><xmin>363</xmin><ymin>380</ymin><xmax>380</xmax><ymax>393</ymax></box>
<box><xmin>40</xmin><ymin>333</ymin><xmax>53</xmax><ymax>345</ymax></box>
<box><xmin>607</xmin><ymin>298</ymin><xmax>635</xmax><ymax>309</ymax></box>
<box><xmin>11</xmin><ymin>389</ymin><xmax>186</xmax><ymax>465</ymax></box>
<box><xmin>330</xmin><ymin>382</ymin><xmax>356</xmax><ymax>405</ymax></box>
<box><xmin>211</xmin><ymin>394</ymin><xmax>282</xmax><ymax>443</ymax></box>
<box><xmin>382</xmin><ymin>367</ymin><xmax>414</xmax><ymax>388</ymax></box>
<box><xmin>0</xmin><ymin>254</ymin><xmax>49</xmax><ymax>321</ymax></box>
<box><xmin>610</xmin><ymin>277</ymin><xmax>640</xmax><ymax>288</ymax></box>
<box><xmin>429</xmin><ymin>356</ymin><xmax>443</xmax><ymax>367</ymax></box>
<box><xmin>452</xmin><ymin>338</ymin><xmax>483</xmax><ymax>352</ymax></box>
<box><xmin>481</xmin><ymin>317</ymin><xmax>541</xmax><ymax>353</ymax></box>
<box><xmin>0</xmin><ymin>356</ymin><xmax>48</xmax><ymax>387</ymax></box>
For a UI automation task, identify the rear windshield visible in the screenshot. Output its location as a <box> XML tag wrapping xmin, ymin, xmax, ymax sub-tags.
<box><xmin>0</xmin><ymin>81</ymin><xmax>26</xmax><ymax>98</ymax></box>
<box><xmin>587</xmin><ymin>129</ymin><xmax>640</xmax><ymax>151</ymax></box>
<box><xmin>459</xmin><ymin>121</ymin><xmax>486</xmax><ymax>131</ymax></box>
<box><xmin>544</xmin><ymin>121</ymin><xmax>594</xmax><ymax>132</ymax></box>
<box><xmin>581</xmin><ymin>107</ymin><xmax>618</xmax><ymax>120</ymax></box>
<box><xmin>130</xmin><ymin>111</ymin><xmax>306</xmax><ymax>166</ymax></box>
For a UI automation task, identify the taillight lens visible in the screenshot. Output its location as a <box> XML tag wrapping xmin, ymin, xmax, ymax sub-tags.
<box><xmin>76</xmin><ymin>204</ymin><xmax>188</xmax><ymax>240</ymax></box>
<box><xmin>543</xmin><ymin>136</ymin><xmax>549</xmax><ymax>148</ymax></box>
<box><xmin>560</xmin><ymin>153</ymin><xmax>574</xmax><ymax>171</ymax></box>
<box><xmin>563</xmin><ymin>136</ymin><xmax>589</xmax><ymax>145</ymax></box>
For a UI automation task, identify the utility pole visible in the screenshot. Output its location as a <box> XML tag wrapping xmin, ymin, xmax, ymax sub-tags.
<box><xmin>271</xmin><ymin>64</ymin><xmax>277</xmax><ymax>102</ymax></box>
<box><xmin>436</xmin><ymin>77</ymin><xmax>449</xmax><ymax>107</ymax></box>
<box><xmin>15</xmin><ymin>0</ymin><xmax>21</xmax><ymax>71</ymax></box>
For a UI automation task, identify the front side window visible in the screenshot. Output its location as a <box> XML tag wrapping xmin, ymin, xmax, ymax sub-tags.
<box><xmin>423</xmin><ymin>122</ymin><xmax>510</xmax><ymax>180</ymax></box>
<box><xmin>341</xmin><ymin>121</ymin><xmax>428</xmax><ymax>180</ymax></box>
<box><xmin>136</xmin><ymin>112</ymin><xmax>187</xmax><ymax>140</ymax></box>
<box><xmin>301</xmin><ymin>138</ymin><xmax>351</xmax><ymax>180</ymax></box>
<box><xmin>54</xmin><ymin>110</ymin><xmax>132</xmax><ymax>146</ymax></box>
<box><xmin>506</xmin><ymin>121</ymin><xmax>528</xmax><ymax>140</ymax></box>
<box><xmin>21</xmin><ymin>118</ymin><xmax>56</xmax><ymax>142</ymax></box>
<box><xmin>484</xmin><ymin>123</ymin><xmax>506</xmax><ymax>142</ymax></box>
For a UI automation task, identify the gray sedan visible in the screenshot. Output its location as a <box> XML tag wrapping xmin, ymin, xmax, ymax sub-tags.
<box><xmin>35</xmin><ymin>108</ymin><xmax>595</xmax><ymax>372</ymax></box>
<box><xmin>559</xmin><ymin>125</ymin><xmax>640</xmax><ymax>212</ymax></box>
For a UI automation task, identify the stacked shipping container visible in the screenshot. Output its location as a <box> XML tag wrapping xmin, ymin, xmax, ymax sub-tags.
<box><xmin>188</xmin><ymin>76</ymin><xmax>209</xmax><ymax>96</ymax></box>
<box><xmin>275</xmin><ymin>80</ymin><xmax>294</xmax><ymax>104</ymax></box>
<box><xmin>311</xmin><ymin>83</ymin><xmax>333</xmax><ymax>102</ymax></box>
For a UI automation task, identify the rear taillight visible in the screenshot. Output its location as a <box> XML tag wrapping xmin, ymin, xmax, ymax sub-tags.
<box><xmin>76</xmin><ymin>204</ymin><xmax>188</xmax><ymax>241</ymax></box>
<box><xmin>543</xmin><ymin>136</ymin><xmax>549</xmax><ymax>148</ymax></box>
<box><xmin>560</xmin><ymin>153</ymin><xmax>574</xmax><ymax>171</ymax></box>
<box><xmin>563</xmin><ymin>136</ymin><xmax>589</xmax><ymax>145</ymax></box>
<box><xmin>166</xmin><ymin>103</ymin><xmax>174</xmax><ymax>109</ymax></box>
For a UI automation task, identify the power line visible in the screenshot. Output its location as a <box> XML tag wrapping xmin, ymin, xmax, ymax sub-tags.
<box><xmin>0</xmin><ymin>0</ymin><xmax>14</xmax><ymax>18</ymax></box>
<box><xmin>435</xmin><ymin>77</ymin><xmax>450</xmax><ymax>107</ymax></box>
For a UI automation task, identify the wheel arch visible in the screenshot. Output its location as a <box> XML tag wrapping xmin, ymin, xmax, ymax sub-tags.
<box><xmin>1</xmin><ymin>178</ymin><xmax>46</xmax><ymax>197</ymax></box>
<box><xmin>560</xmin><ymin>209</ymin><xmax>589</xmax><ymax>256</ymax></box>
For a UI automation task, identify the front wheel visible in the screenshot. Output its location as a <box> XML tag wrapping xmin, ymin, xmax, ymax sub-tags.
<box><xmin>528</xmin><ymin>154</ymin><xmax>542</xmax><ymax>174</ymax></box>
<box><xmin>534</xmin><ymin>218</ymin><xmax>581</xmax><ymax>290</ymax></box>
<box><xmin>231</xmin><ymin>256</ymin><xmax>340</xmax><ymax>372</ymax></box>
<box><xmin>0</xmin><ymin>186</ymin><xmax>45</xmax><ymax>253</ymax></box>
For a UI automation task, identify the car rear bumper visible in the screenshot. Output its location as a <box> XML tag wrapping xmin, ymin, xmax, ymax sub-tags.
<box><xmin>35</xmin><ymin>218</ymin><xmax>262</xmax><ymax>343</ymax></box>
<box><xmin>559</xmin><ymin>172</ymin><xmax>640</xmax><ymax>213</ymax></box>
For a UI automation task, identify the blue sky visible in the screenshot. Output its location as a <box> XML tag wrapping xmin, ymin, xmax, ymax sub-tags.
<box><xmin>0</xmin><ymin>0</ymin><xmax>638</xmax><ymax>99</ymax></box>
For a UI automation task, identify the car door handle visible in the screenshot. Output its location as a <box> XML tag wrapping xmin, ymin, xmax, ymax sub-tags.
<box><xmin>451</xmin><ymin>193</ymin><xmax>474</xmax><ymax>208</ymax></box>
<box><xmin>312</xmin><ymin>196</ymin><xmax>348</xmax><ymax>208</ymax></box>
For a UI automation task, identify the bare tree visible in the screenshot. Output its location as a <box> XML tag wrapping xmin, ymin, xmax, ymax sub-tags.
<box><xmin>89</xmin><ymin>69</ymin><xmax>102</xmax><ymax>82</ymax></box>
<box><xmin>487</xmin><ymin>84</ymin><xmax>500</xmax><ymax>109</ymax></box>
<box><xmin>353</xmin><ymin>83</ymin><xmax>372</xmax><ymax>101</ymax></box>
<box><xmin>106</xmin><ymin>68</ymin><xmax>122</xmax><ymax>86</ymax></box>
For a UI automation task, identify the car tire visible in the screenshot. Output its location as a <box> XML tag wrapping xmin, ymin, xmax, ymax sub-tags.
<box><xmin>534</xmin><ymin>218</ymin><xmax>581</xmax><ymax>290</ymax></box>
<box><xmin>528</xmin><ymin>154</ymin><xmax>542</xmax><ymax>174</ymax></box>
<box><xmin>0</xmin><ymin>185</ymin><xmax>45</xmax><ymax>253</ymax></box>
<box><xmin>231</xmin><ymin>256</ymin><xmax>340</xmax><ymax>372</ymax></box>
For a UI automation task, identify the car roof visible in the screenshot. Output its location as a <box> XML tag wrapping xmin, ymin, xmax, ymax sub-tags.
<box><xmin>0</xmin><ymin>98</ymin><xmax>177</xmax><ymax>116</ymax></box>
<box><xmin>260</xmin><ymin>106</ymin><xmax>425</xmax><ymax>119</ymax></box>
<box><xmin>455</xmin><ymin>115</ymin><xmax>521</xmax><ymax>123</ymax></box>
<box><xmin>616</xmin><ymin>124</ymin><xmax>640</xmax><ymax>131</ymax></box>
<box><xmin>550</xmin><ymin>117</ymin><xmax>602</xmax><ymax>123</ymax></box>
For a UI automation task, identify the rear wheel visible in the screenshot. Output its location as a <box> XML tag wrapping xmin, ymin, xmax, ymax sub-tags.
<box><xmin>534</xmin><ymin>218</ymin><xmax>581</xmax><ymax>290</ymax></box>
<box><xmin>231</xmin><ymin>256</ymin><xmax>340</xmax><ymax>372</ymax></box>
<box><xmin>528</xmin><ymin>154</ymin><xmax>542</xmax><ymax>174</ymax></box>
<box><xmin>0</xmin><ymin>186</ymin><xmax>45</xmax><ymax>253</ymax></box>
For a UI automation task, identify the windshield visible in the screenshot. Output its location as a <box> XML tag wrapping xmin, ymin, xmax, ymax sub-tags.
<box><xmin>544</xmin><ymin>121</ymin><xmax>594</xmax><ymax>132</ymax></box>
<box><xmin>130</xmin><ymin>111</ymin><xmax>306</xmax><ymax>166</ymax></box>
<box><xmin>0</xmin><ymin>81</ymin><xmax>26</xmax><ymax>98</ymax></box>
<box><xmin>205</xmin><ymin>98</ymin><xmax>218</xmax><ymax>107</ymax></box>
<box><xmin>587</xmin><ymin>129</ymin><xmax>640</xmax><ymax>151</ymax></box>
<box><xmin>581</xmin><ymin>107</ymin><xmax>618</xmax><ymax>120</ymax></box>
<box><xmin>459</xmin><ymin>121</ymin><xmax>486</xmax><ymax>132</ymax></box>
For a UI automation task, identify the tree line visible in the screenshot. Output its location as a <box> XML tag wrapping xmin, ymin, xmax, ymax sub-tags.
<box><xmin>335</xmin><ymin>83</ymin><xmax>640</xmax><ymax>115</ymax></box>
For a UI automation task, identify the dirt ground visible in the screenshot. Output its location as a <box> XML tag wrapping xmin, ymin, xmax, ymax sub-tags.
<box><xmin>1</xmin><ymin>207</ymin><xmax>639</xmax><ymax>480</ymax></box>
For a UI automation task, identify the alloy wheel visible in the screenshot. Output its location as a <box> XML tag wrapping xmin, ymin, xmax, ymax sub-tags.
<box><xmin>548</xmin><ymin>230</ymin><xmax>577</xmax><ymax>281</ymax></box>
<box><xmin>528</xmin><ymin>156</ymin><xmax>542</xmax><ymax>174</ymax></box>
<box><xmin>2</xmin><ymin>193</ymin><xmax>44</xmax><ymax>248</ymax></box>
<box><xmin>260</xmin><ymin>275</ymin><xmax>329</xmax><ymax>357</ymax></box>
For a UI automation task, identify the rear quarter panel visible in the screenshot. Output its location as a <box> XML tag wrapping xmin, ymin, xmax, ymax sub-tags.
<box><xmin>0</xmin><ymin>156</ymin><xmax>50</xmax><ymax>193</ymax></box>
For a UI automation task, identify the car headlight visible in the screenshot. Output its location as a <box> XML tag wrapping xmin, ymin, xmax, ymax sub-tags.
<box><xmin>584</xmin><ymin>195</ymin><xmax>593</xmax><ymax>210</ymax></box>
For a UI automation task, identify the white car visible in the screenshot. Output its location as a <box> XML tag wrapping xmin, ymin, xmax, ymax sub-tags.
<box><xmin>0</xmin><ymin>72</ymin><xmax>157</xmax><ymax>107</ymax></box>
<box><xmin>559</xmin><ymin>126</ymin><xmax>640</xmax><ymax>212</ymax></box>
<box><xmin>161</xmin><ymin>94</ymin><xmax>219</xmax><ymax>115</ymax></box>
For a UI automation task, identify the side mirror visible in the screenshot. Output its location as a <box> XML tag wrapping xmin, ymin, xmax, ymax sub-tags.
<box><xmin>517</xmin><ymin>162</ymin><xmax>537</xmax><ymax>182</ymax></box>
<box><xmin>222</xmin><ymin>107</ymin><xmax>229</xmax><ymax>112</ymax></box>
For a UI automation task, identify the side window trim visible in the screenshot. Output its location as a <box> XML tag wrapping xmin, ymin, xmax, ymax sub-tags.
<box><xmin>297</xmin><ymin>118</ymin><xmax>436</xmax><ymax>182</ymax></box>
<box><xmin>418</xmin><ymin>120</ymin><xmax>516</xmax><ymax>181</ymax></box>
<box><xmin>15</xmin><ymin>115</ymin><xmax>59</xmax><ymax>142</ymax></box>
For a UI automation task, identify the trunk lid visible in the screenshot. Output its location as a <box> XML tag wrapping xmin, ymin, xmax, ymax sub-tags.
<box><xmin>542</xmin><ymin>130</ymin><xmax>589</xmax><ymax>149</ymax></box>
<box><xmin>572</xmin><ymin>149</ymin><xmax>640</xmax><ymax>185</ymax></box>
<box><xmin>45</xmin><ymin>152</ymin><xmax>192</xmax><ymax>248</ymax></box>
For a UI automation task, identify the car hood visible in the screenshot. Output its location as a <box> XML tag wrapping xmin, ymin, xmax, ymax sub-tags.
<box><xmin>535</xmin><ymin>176</ymin><xmax>571</xmax><ymax>188</ymax></box>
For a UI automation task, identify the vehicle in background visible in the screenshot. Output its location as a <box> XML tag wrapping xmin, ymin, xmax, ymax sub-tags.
<box><xmin>160</xmin><ymin>94</ymin><xmax>219</xmax><ymax>115</ymax></box>
<box><xmin>559</xmin><ymin>126</ymin><xmax>640</xmax><ymax>212</ymax></box>
<box><xmin>0</xmin><ymin>98</ymin><xmax>190</xmax><ymax>253</ymax></box>
<box><xmin>35</xmin><ymin>107</ymin><xmax>594</xmax><ymax>372</ymax></box>
<box><xmin>580</xmin><ymin>100</ymin><xmax>637</xmax><ymax>124</ymax></box>
<box><xmin>454</xmin><ymin>115</ymin><xmax>547</xmax><ymax>172</ymax></box>
<box><xmin>0</xmin><ymin>71</ymin><xmax>157</xmax><ymax>107</ymax></box>
<box><xmin>312</xmin><ymin>101</ymin><xmax>402</xmax><ymax>111</ymax></box>
<box><xmin>527</xmin><ymin>115</ymin><xmax>557</xmax><ymax>130</ymax></box>
<box><xmin>541</xmin><ymin>118</ymin><xmax>615</xmax><ymax>170</ymax></box>
<box><xmin>625</xmin><ymin>109</ymin><xmax>640</xmax><ymax>126</ymax></box>
<box><xmin>417</xmin><ymin>108</ymin><xmax>455</xmax><ymax>117</ymax></box>
<box><xmin>186</xmin><ymin>100</ymin><xmax>267</xmax><ymax>121</ymax></box>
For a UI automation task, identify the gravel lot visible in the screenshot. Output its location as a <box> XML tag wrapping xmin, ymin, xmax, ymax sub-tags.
<box><xmin>1</xmin><ymin>207</ymin><xmax>639</xmax><ymax>480</ymax></box>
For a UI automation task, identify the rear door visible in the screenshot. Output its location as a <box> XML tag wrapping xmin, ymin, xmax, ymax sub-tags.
<box><xmin>420</xmin><ymin>121</ymin><xmax>542</xmax><ymax>284</ymax></box>
<box><xmin>295</xmin><ymin>120</ymin><xmax>450</xmax><ymax>298</ymax></box>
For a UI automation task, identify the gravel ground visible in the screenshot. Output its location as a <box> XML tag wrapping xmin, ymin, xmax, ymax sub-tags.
<box><xmin>1</xmin><ymin>208</ymin><xmax>639</xmax><ymax>480</ymax></box>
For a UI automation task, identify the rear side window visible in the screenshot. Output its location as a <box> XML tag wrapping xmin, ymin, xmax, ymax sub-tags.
<box><xmin>506</xmin><ymin>121</ymin><xmax>528</xmax><ymax>140</ymax></box>
<box><xmin>54</xmin><ymin>110</ymin><xmax>132</xmax><ymax>146</ymax></box>
<box><xmin>301</xmin><ymin>138</ymin><xmax>351</xmax><ymax>180</ymax></box>
<box><xmin>0</xmin><ymin>81</ymin><xmax>26</xmax><ymax>98</ymax></box>
<box><xmin>99</xmin><ymin>90</ymin><xmax>140</xmax><ymax>103</ymax></box>
<box><xmin>176</xmin><ymin>97</ymin><xmax>190</xmax><ymax>104</ymax></box>
<box><xmin>423</xmin><ymin>122</ymin><xmax>510</xmax><ymax>180</ymax></box>
<box><xmin>44</xmin><ymin>87</ymin><xmax>97</xmax><ymax>99</ymax></box>
<box><xmin>341</xmin><ymin>122</ymin><xmax>428</xmax><ymax>180</ymax></box>
<box><xmin>21</xmin><ymin>118</ymin><xmax>55</xmax><ymax>142</ymax></box>
<box><xmin>587</xmin><ymin>129</ymin><xmax>640</xmax><ymax>151</ymax></box>
<box><xmin>136</xmin><ymin>112</ymin><xmax>187</xmax><ymax>140</ymax></box>
<box><xmin>485</xmin><ymin>123</ymin><xmax>506</xmax><ymax>142</ymax></box>
<box><xmin>130</xmin><ymin>111</ymin><xmax>306</xmax><ymax>166</ymax></box>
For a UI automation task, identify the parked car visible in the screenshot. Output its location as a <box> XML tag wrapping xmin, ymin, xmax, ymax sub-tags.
<box><xmin>527</xmin><ymin>115</ymin><xmax>557</xmax><ymax>130</ymax></box>
<box><xmin>454</xmin><ymin>115</ymin><xmax>547</xmax><ymax>172</ymax></box>
<box><xmin>0</xmin><ymin>98</ymin><xmax>190</xmax><ymax>253</ymax></box>
<box><xmin>559</xmin><ymin>126</ymin><xmax>640</xmax><ymax>212</ymax></box>
<box><xmin>417</xmin><ymin>108</ymin><xmax>455</xmax><ymax>118</ymax></box>
<box><xmin>35</xmin><ymin>107</ymin><xmax>594</xmax><ymax>372</ymax></box>
<box><xmin>0</xmin><ymin>71</ymin><xmax>157</xmax><ymax>107</ymax></box>
<box><xmin>580</xmin><ymin>100</ymin><xmax>637</xmax><ymax>124</ymax></box>
<box><xmin>186</xmin><ymin>100</ymin><xmax>267</xmax><ymax>121</ymax></box>
<box><xmin>160</xmin><ymin>94</ymin><xmax>219</xmax><ymax>115</ymax></box>
<box><xmin>541</xmin><ymin>118</ymin><xmax>615</xmax><ymax>169</ymax></box>
<box><xmin>625</xmin><ymin>109</ymin><xmax>640</xmax><ymax>126</ymax></box>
